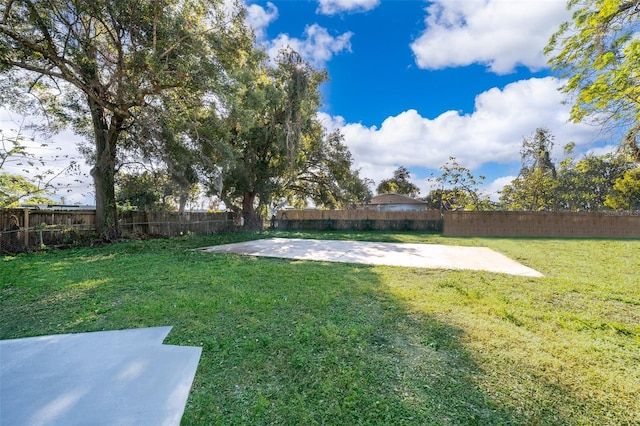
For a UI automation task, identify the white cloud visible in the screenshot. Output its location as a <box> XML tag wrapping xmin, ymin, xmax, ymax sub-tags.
<box><xmin>411</xmin><ymin>0</ymin><xmax>569</xmax><ymax>74</ymax></box>
<box><xmin>485</xmin><ymin>175</ymin><xmax>517</xmax><ymax>201</ymax></box>
<box><xmin>585</xmin><ymin>144</ymin><xmax>618</xmax><ymax>158</ymax></box>
<box><xmin>266</xmin><ymin>24</ymin><xmax>353</xmax><ymax>68</ymax></box>
<box><xmin>241</xmin><ymin>2</ymin><xmax>352</xmax><ymax>68</ymax></box>
<box><xmin>320</xmin><ymin>77</ymin><xmax>605</xmax><ymax>187</ymax></box>
<box><xmin>317</xmin><ymin>0</ymin><xmax>380</xmax><ymax>15</ymax></box>
<box><xmin>245</xmin><ymin>2</ymin><xmax>278</xmax><ymax>40</ymax></box>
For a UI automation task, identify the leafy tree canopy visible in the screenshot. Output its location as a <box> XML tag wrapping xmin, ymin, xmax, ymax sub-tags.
<box><xmin>210</xmin><ymin>48</ymin><xmax>360</xmax><ymax>227</ymax></box>
<box><xmin>546</xmin><ymin>0</ymin><xmax>640</xmax><ymax>160</ymax></box>
<box><xmin>500</xmin><ymin>128</ymin><xmax>636</xmax><ymax>211</ymax></box>
<box><xmin>279</xmin><ymin>130</ymin><xmax>373</xmax><ymax>210</ymax></box>
<box><xmin>500</xmin><ymin>128</ymin><xmax>557</xmax><ymax>211</ymax></box>
<box><xmin>0</xmin><ymin>172</ymin><xmax>55</xmax><ymax>208</ymax></box>
<box><xmin>605</xmin><ymin>168</ymin><xmax>640</xmax><ymax>210</ymax></box>
<box><xmin>555</xmin><ymin>150</ymin><xmax>633</xmax><ymax>211</ymax></box>
<box><xmin>434</xmin><ymin>157</ymin><xmax>490</xmax><ymax>211</ymax></box>
<box><xmin>115</xmin><ymin>170</ymin><xmax>198</xmax><ymax>212</ymax></box>
<box><xmin>0</xmin><ymin>0</ymin><xmax>248</xmax><ymax>238</ymax></box>
<box><xmin>376</xmin><ymin>166</ymin><xmax>420</xmax><ymax>198</ymax></box>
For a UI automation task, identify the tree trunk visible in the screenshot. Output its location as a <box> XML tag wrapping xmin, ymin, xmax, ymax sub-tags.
<box><xmin>625</xmin><ymin>125</ymin><xmax>640</xmax><ymax>163</ymax></box>
<box><xmin>89</xmin><ymin>98</ymin><xmax>121</xmax><ymax>240</ymax></box>
<box><xmin>178</xmin><ymin>192</ymin><xmax>188</xmax><ymax>214</ymax></box>
<box><xmin>242</xmin><ymin>191</ymin><xmax>262</xmax><ymax>229</ymax></box>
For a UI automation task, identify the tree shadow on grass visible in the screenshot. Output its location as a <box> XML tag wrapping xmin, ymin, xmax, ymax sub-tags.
<box><xmin>1</xmin><ymin>246</ymin><xmax>617</xmax><ymax>424</ymax></box>
<box><xmin>174</xmin><ymin>258</ymin><xmax>519</xmax><ymax>425</ymax></box>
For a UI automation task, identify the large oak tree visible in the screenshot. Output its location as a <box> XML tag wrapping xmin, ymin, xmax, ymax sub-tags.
<box><xmin>214</xmin><ymin>49</ymin><xmax>324</xmax><ymax>227</ymax></box>
<box><xmin>0</xmin><ymin>0</ymin><xmax>245</xmax><ymax>239</ymax></box>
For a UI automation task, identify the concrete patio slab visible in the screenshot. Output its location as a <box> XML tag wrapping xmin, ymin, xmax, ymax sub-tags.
<box><xmin>0</xmin><ymin>326</ymin><xmax>201</xmax><ymax>426</ymax></box>
<box><xmin>197</xmin><ymin>238</ymin><xmax>543</xmax><ymax>277</ymax></box>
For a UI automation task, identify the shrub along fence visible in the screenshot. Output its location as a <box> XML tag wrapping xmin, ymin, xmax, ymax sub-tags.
<box><xmin>0</xmin><ymin>209</ymin><xmax>234</xmax><ymax>253</ymax></box>
<box><xmin>275</xmin><ymin>209</ymin><xmax>444</xmax><ymax>232</ymax></box>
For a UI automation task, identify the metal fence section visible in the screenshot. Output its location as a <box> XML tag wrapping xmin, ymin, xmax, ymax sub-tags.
<box><xmin>0</xmin><ymin>228</ymin><xmax>24</xmax><ymax>254</ymax></box>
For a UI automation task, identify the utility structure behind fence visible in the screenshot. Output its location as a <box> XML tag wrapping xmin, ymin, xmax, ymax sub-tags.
<box><xmin>0</xmin><ymin>209</ymin><xmax>235</xmax><ymax>253</ymax></box>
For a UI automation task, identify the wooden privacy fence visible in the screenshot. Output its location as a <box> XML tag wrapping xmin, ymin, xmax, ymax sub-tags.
<box><xmin>0</xmin><ymin>209</ymin><xmax>97</xmax><ymax>252</ymax></box>
<box><xmin>275</xmin><ymin>209</ymin><xmax>640</xmax><ymax>238</ymax></box>
<box><xmin>3</xmin><ymin>208</ymin><xmax>638</xmax><ymax>253</ymax></box>
<box><xmin>443</xmin><ymin>211</ymin><xmax>640</xmax><ymax>238</ymax></box>
<box><xmin>275</xmin><ymin>209</ymin><xmax>444</xmax><ymax>232</ymax></box>
<box><xmin>0</xmin><ymin>209</ymin><xmax>235</xmax><ymax>252</ymax></box>
<box><xmin>118</xmin><ymin>211</ymin><xmax>235</xmax><ymax>236</ymax></box>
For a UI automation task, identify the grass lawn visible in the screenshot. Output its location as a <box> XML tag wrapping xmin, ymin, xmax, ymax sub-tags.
<box><xmin>2</xmin><ymin>230</ymin><xmax>639</xmax><ymax>425</ymax></box>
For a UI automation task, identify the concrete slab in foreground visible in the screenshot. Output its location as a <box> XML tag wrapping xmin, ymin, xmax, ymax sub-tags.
<box><xmin>198</xmin><ymin>238</ymin><xmax>543</xmax><ymax>277</ymax></box>
<box><xmin>0</xmin><ymin>326</ymin><xmax>201</xmax><ymax>426</ymax></box>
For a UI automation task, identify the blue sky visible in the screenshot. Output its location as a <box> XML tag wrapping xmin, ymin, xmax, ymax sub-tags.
<box><xmin>246</xmin><ymin>0</ymin><xmax>617</xmax><ymax>199</ymax></box>
<box><xmin>0</xmin><ymin>0</ymin><xmax>617</xmax><ymax>205</ymax></box>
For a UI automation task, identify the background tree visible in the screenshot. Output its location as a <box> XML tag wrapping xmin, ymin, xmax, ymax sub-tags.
<box><xmin>115</xmin><ymin>172</ymin><xmax>162</xmax><ymax>212</ymax></box>
<box><xmin>554</xmin><ymin>146</ymin><xmax>633</xmax><ymax>211</ymax></box>
<box><xmin>605</xmin><ymin>168</ymin><xmax>640</xmax><ymax>210</ymax></box>
<box><xmin>500</xmin><ymin>128</ymin><xmax>557</xmax><ymax>210</ymax></box>
<box><xmin>213</xmin><ymin>48</ymin><xmax>327</xmax><ymax>228</ymax></box>
<box><xmin>0</xmin><ymin>173</ymin><xmax>56</xmax><ymax>207</ymax></box>
<box><xmin>546</xmin><ymin>0</ymin><xmax>640</xmax><ymax>161</ymax></box>
<box><xmin>376</xmin><ymin>166</ymin><xmax>420</xmax><ymax>197</ymax></box>
<box><xmin>115</xmin><ymin>170</ymin><xmax>197</xmax><ymax>212</ymax></box>
<box><xmin>434</xmin><ymin>157</ymin><xmax>489</xmax><ymax>211</ymax></box>
<box><xmin>279</xmin><ymin>130</ymin><xmax>373</xmax><ymax>209</ymax></box>
<box><xmin>118</xmin><ymin>97</ymin><xmax>222</xmax><ymax>214</ymax></box>
<box><xmin>422</xmin><ymin>188</ymin><xmax>471</xmax><ymax>211</ymax></box>
<box><xmin>0</xmin><ymin>0</ymin><xmax>246</xmax><ymax>239</ymax></box>
<box><xmin>501</xmin><ymin>129</ymin><xmax>636</xmax><ymax>211</ymax></box>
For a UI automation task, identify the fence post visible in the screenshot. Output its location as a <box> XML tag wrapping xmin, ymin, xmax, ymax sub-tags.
<box><xmin>23</xmin><ymin>208</ymin><xmax>29</xmax><ymax>248</ymax></box>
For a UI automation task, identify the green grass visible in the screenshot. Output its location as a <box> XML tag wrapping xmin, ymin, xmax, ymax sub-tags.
<box><xmin>2</xmin><ymin>230</ymin><xmax>639</xmax><ymax>425</ymax></box>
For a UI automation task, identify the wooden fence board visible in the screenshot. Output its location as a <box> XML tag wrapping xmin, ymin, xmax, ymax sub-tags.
<box><xmin>275</xmin><ymin>209</ymin><xmax>443</xmax><ymax>232</ymax></box>
<box><xmin>443</xmin><ymin>211</ymin><xmax>640</xmax><ymax>238</ymax></box>
<box><xmin>1</xmin><ymin>209</ymin><xmax>235</xmax><ymax>252</ymax></box>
